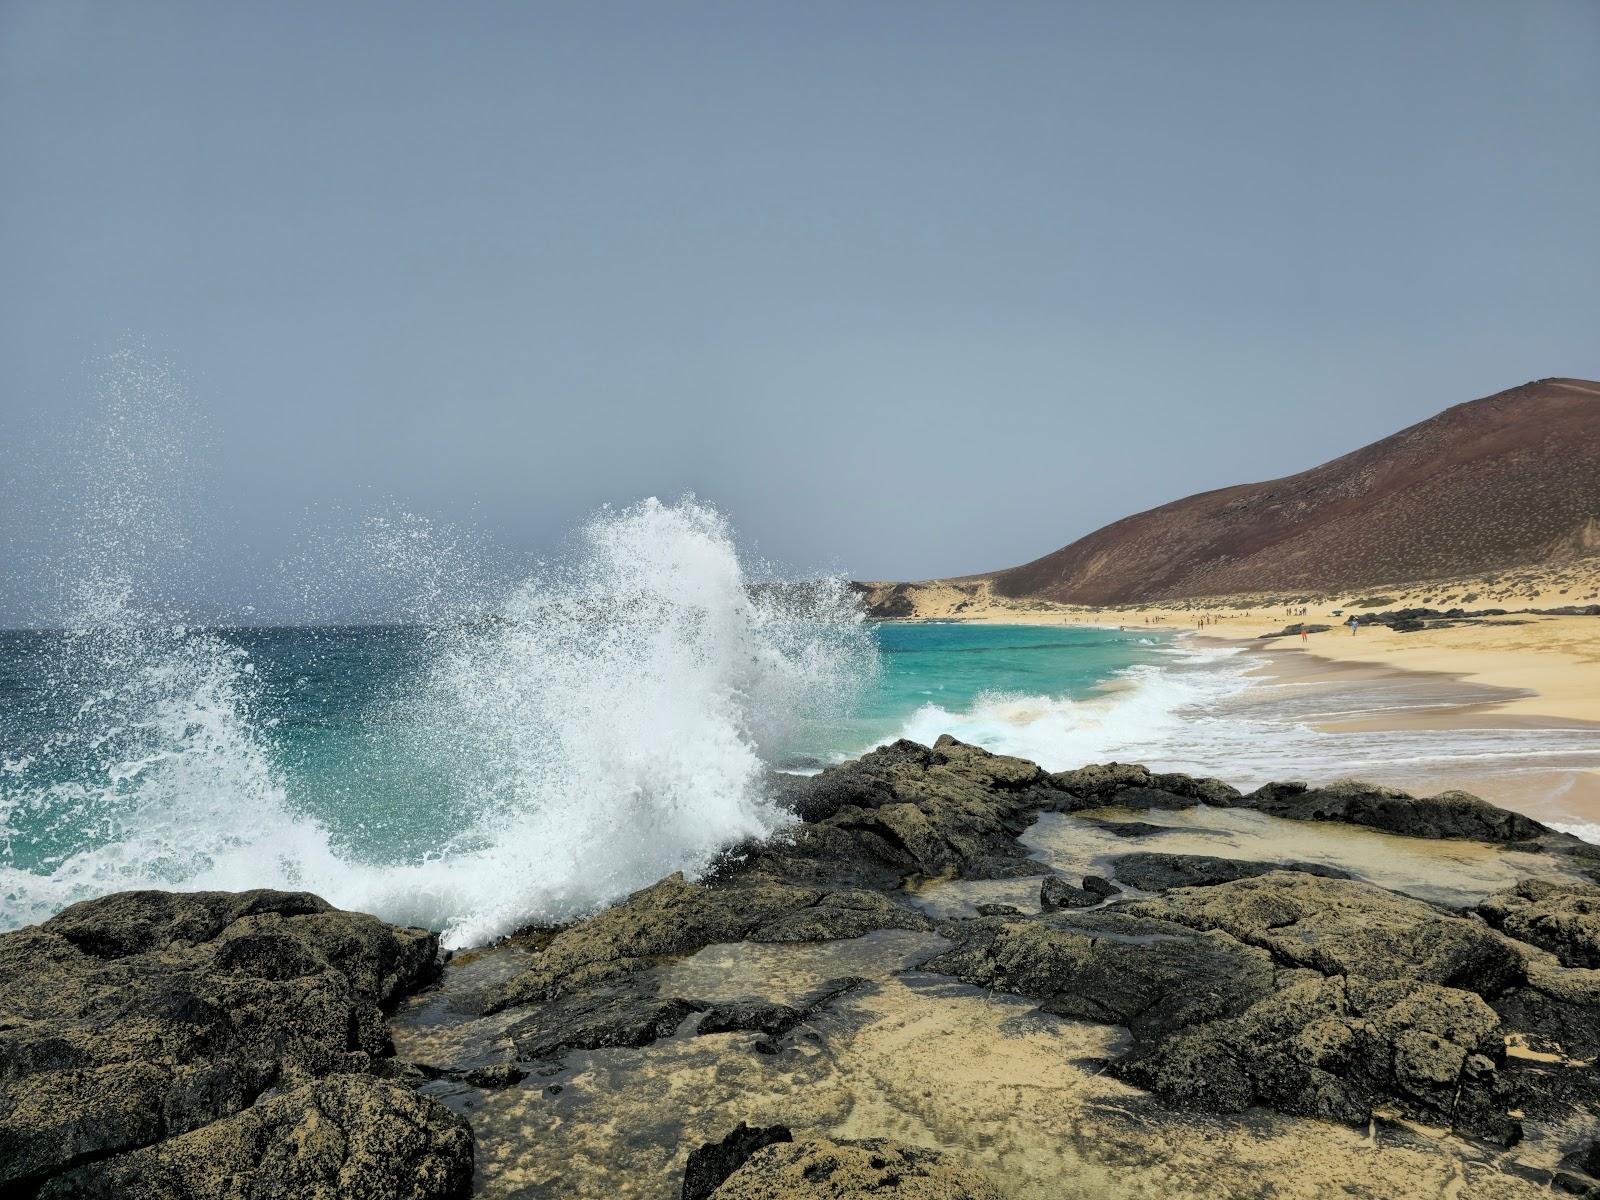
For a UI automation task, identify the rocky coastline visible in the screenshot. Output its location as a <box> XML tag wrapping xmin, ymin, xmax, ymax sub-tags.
<box><xmin>5</xmin><ymin>737</ymin><xmax>1599</xmax><ymax>1198</ymax></box>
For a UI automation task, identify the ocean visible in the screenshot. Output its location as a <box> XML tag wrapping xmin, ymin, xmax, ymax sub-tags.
<box><xmin>11</xmin><ymin>389</ymin><xmax>1600</xmax><ymax>953</ymax></box>
<box><xmin>0</xmin><ymin>584</ymin><xmax>1183</xmax><ymax>946</ymax></box>
<box><xmin>8</xmin><ymin>559</ymin><xmax>1600</xmax><ymax>952</ymax></box>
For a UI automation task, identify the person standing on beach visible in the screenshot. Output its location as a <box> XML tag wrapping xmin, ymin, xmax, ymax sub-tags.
<box><xmin>1348</xmin><ymin>616</ymin><xmax>1359</xmax><ymax>635</ymax></box>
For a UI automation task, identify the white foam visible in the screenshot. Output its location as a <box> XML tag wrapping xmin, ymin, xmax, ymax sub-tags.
<box><xmin>881</xmin><ymin>637</ymin><xmax>1600</xmax><ymax>817</ymax></box>
<box><xmin>1</xmin><ymin>493</ymin><xmax>873</xmax><ymax>947</ymax></box>
<box><xmin>1551</xmin><ymin>822</ymin><xmax>1600</xmax><ymax>846</ymax></box>
<box><xmin>882</xmin><ymin>639</ymin><xmax>1254</xmax><ymax>772</ymax></box>
<box><xmin>366</xmin><ymin>498</ymin><xmax>873</xmax><ymax>944</ymax></box>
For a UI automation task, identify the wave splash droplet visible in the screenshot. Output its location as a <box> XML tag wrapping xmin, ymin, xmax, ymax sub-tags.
<box><xmin>2</xmin><ymin>356</ymin><xmax>874</xmax><ymax>946</ymax></box>
<box><xmin>375</xmin><ymin>497</ymin><xmax>874</xmax><ymax>945</ymax></box>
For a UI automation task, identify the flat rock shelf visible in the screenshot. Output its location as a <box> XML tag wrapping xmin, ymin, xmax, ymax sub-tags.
<box><xmin>5</xmin><ymin>737</ymin><xmax>1599</xmax><ymax>1198</ymax></box>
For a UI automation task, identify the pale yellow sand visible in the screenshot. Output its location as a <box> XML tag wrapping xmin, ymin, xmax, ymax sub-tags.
<box><xmin>856</xmin><ymin>560</ymin><xmax>1600</xmax><ymax>827</ymax></box>
<box><xmin>857</xmin><ymin>557</ymin><xmax>1600</xmax><ymax>725</ymax></box>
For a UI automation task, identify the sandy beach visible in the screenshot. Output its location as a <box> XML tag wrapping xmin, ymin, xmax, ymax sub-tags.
<box><xmin>854</xmin><ymin>562</ymin><xmax>1600</xmax><ymax>829</ymax></box>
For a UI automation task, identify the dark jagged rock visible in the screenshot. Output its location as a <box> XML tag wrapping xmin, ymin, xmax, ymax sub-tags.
<box><xmin>1238</xmin><ymin>779</ymin><xmax>1551</xmax><ymax>842</ymax></box>
<box><xmin>480</xmin><ymin>874</ymin><xmax>928</xmax><ymax>1015</ymax></box>
<box><xmin>927</xmin><ymin>908</ymin><xmax>1280</xmax><ymax>1042</ymax></box>
<box><xmin>695</xmin><ymin>999</ymin><xmax>807</xmax><ymax>1038</ymax></box>
<box><xmin>958</xmin><ymin>855</ymin><xmax>1054</xmax><ymax>880</ymax></box>
<box><xmin>1110</xmin><ymin>852</ymin><xmax>1353</xmax><ymax>891</ymax></box>
<box><xmin>1258</xmin><ymin>622</ymin><xmax>1334</xmax><ymax>639</ymax></box>
<box><xmin>1047</xmin><ymin>762</ymin><xmax>1242</xmax><ymax>812</ymax></box>
<box><xmin>38</xmin><ymin>1074</ymin><xmax>473</xmax><ymax>1200</ymax></box>
<box><xmin>708</xmin><ymin>1135</ymin><xmax>1001</xmax><ymax>1199</ymax></box>
<box><xmin>1495</xmin><ymin>949</ymin><xmax>1600</xmax><ymax>1062</ymax></box>
<box><xmin>1503</xmin><ymin>1051</ymin><xmax>1600</xmax><ymax>1136</ymax></box>
<box><xmin>929</xmin><ymin>872</ymin><xmax>1544</xmax><ymax>1137</ymax></box>
<box><xmin>1039</xmin><ymin>873</ymin><xmax>1120</xmax><ymax>909</ymax></box>
<box><xmin>747</xmin><ymin>890</ymin><xmax>938</xmax><ymax>943</ymax></box>
<box><xmin>1117</xmin><ymin>973</ymin><xmax>1515</xmax><ymax>1140</ymax></box>
<box><xmin>474</xmin><ymin>741</ymin><xmax>1592</xmax><ymax>1148</ymax></box>
<box><xmin>696</xmin><ymin>977</ymin><xmax>864</xmax><ymax>1039</ymax></box>
<box><xmin>682</xmin><ymin>1121</ymin><xmax>795</xmax><ymax>1200</ymax></box>
<box><xmin>766</xmin><ymin>736</ymin><xmax>1066</xmax><ymax>881</ymax></box>
<box><xmin>460</xmin><ymin>1063</ymin><xmax>527</xmax><ymax>1089</ymax></box>
<box><xmin>1082</xmin><ymin>818</ymin><xmax>1174</xmax><ymax>838</ymax></box>
<box><xmin>1039</xmin><ymin>876</ymin><xmax>1101</xmax><ymax>910</ymax></box>
<box><xmin>1128</xmin><ymin>872</ymin><xmax>1525</xmax><ymax>993</ymax></box>
<box><xmin>1582</xmin><ymin>1138</ymin><xmax>1600</xmax><ymax>1177</ymax></box>
<box><xmin>393</xmin><ymin>1060</ymin><xmax>528</xmax><ymax>1090</ymax></box>
<box><xmin>0</xmin><ymin>889</ymin><xmax>443</xmax><ymax>1190</ymax></box>
<box><xmin>1480</xmin><ymin>902</ymin><xmax>1600</xmax><ymax>1062</ymax></box>
<box><xmin>506</xmin><ymin>981</ymin><xmax>705</xmax><ymax>1061</ymax></box>
<box><xmin>484</xmin><ymin>739</ymin><xmax>1065</xmax><ymax>1014</ymax></box>
<box><xmin>14</xmin><ymin>737</ymin><xmax>1600</xmax><ymax>1194</ymax></box>
<box><xmin>1478</xmin><ymin>878</ymin><xmax>1600</xmax><ymax>968</ymax></box>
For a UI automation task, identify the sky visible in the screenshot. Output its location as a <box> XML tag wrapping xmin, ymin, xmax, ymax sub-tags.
<box><xmin>3</xmin><ymin>1</ymin><xmax>1599</xmax><ymax>622</ymax></box>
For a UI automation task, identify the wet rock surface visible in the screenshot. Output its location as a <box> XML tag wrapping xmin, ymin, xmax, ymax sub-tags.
<box><xmin>1126</xmin><ymin>871</ymin><xmax>1525</xmax><ymax>990</ymax></box>
<box><xmin>1235</xmin><ymin>779</ymin><xmax>1555</xmax><ymax>842</ymax></box>
<box><xmin>1047</xmin><ymin>762</ymin><xmax>1242</xmax><ymax>812</ymax></box>
<box><xmin>480</xmin><ymin>873</ymin><xmax>930</xmax><ymax>1015</ymax></box>
<box><xmin>0</xmin><ymin>889</ymin><xmax>452</xmax><ymax>1194</ymax></box>
<box><xmin>1108</xmin><ymin>851</ymin><xmax>1352</xmax><ymax>890</ymax></box>
<box><xmin>681</xmin><ymin>1122</ymin><xmax>794</xmax><ymax>1200</ymax></box>
<box><xmin>38</xmin><ymin>1074</ymin><xmax>473</xmax><ymax>1200</ymax></box>
<box><xmin>1038</xmin><ymin>876</ymin><xmax>1102</xmax><ymax>910</ymax></box>
<box><xmin>9</xmin><ymin>738</ymin><xmax>1600</xmax><ymax>1198</ymax></box>
<box><xmin>1479</xmin><ymin>878</ymin><xmax>1600</xmax><ymax>968</ymax></box>
<box><xmin>695</xmin><ymin>978</ymin><xmax>865</xmax><ymax>1040</ymax></box>
<box><xmin>506</xmin><ymin>982</ymin><xmax>707</xmax><ymax>1062</ymax></box>
<box><xmin>928</xmin><ymin>873</ymin><xmax>1539</xmax><ymax>1140</ymax></box>
<box><xmin>707</xmin><ymin>1135</ymin><xmax>1002</xmax><ymax>1199</ymax></box>
<box><xmin>926</xmin><ymin>907</ymin><xmax>1280</xmax><ymax>1040</ymax></box>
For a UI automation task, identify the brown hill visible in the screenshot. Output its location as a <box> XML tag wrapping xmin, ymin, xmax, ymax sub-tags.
<box><xmin>991</xmin><ymin>377</ymin><xmax>1600</xmax><ymax>605</ymax></box>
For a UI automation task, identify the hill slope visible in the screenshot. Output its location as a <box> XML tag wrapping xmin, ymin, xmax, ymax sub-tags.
<box><xmin>991</xmin><ymin>378</ymin><xmax>1600</xmax><ymax>605</ymax></box>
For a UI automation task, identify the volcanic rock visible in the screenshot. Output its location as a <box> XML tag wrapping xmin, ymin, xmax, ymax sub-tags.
<box><xmin>1047</xmin><ymin>763</ymin><xmax>1241</xmax><ymax>812</ymax></box>
<box><xmin>695</xmin><ymin>977</ymin><xmax>865</xmax><ymax>1039</ymax></box>
<box><xmin>1039</xmin><ymin>876</ymin><xmax>1101</xmax><ymax>910</ymax></box>
<box><xmin>1109</xmin><ymin>852</ymin><xmax>1352</xmax><ymax>891</ymax></box>
<box><xmin>37</xmin><ymin>1074</ymin><xmax>473</xmax><ymax>1200</ymax></box>
<box><xmin>1237</xmin><ymin>779</ymin><xmax>1551</xmax><ymax>842</ymax></box>
<box><xmin>682</xmin><ymin>1121</ymin><xmax>795</xmax><ymax>1200</ymax></box>
<box><xmin>1127</xmin><ymin>871</ymin><xmax>1524</xmax><ymax>991</ymax></box>
<box><xmin>1478</xmin><ymin>878</ymin><xmax>1600</xmax><ymax>968</ymax></box>
<box><xmin>708</xmin><ymin>1135</ymin><xmax>1002</xmax><ymax>1199</ymax></box>
<box><xmin>0</xmin><ymin>889</ymin><xmax>443</xmax><ymax>1190</ymax></box>
<box><xmin>481</xmin><ymin>874</ymin><xmax>928</xmax><ymax>1015</ymax></box>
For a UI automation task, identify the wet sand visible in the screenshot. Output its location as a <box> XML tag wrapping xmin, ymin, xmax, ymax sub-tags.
<box><xmin>851</xmin><ymin>573</ymin><xmax>1600</xmax><ymax>831</ymax></box>
<box><xmin>1224</xmin><ymin>637</ymin><xmax>1600</xmax><ymax>828</ymax></box>
<box><xmin>393</xmin><ymin>810</ymin><xmax>1588</xmax><ymax>1199</ymax></box>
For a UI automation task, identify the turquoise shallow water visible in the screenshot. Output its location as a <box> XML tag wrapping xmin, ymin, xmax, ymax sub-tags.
<box><xmin>806</xmin><ymin>622</ymin><xmax>1178</xmax><ymax>762</ymax></box>
<box><xmin>6</xmin><ymin>612</ymin><xmax>1598</xmax><ymax>946</ymax></box>
<box><xmin>0</xmin><ymin>622</ymin><xmax>1166</xmax><ymax>855</ymax></box>
<box><xmin>0</xmin><ymin>621</ymin><xmax>1167</xmax><ymax>938</ymax></box>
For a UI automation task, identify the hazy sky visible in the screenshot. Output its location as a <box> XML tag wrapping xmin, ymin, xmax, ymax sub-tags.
<box><xmin>3</xmin><ymin>1</ymin><xmax>1599</xmax><ymax>622</ymax></box>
